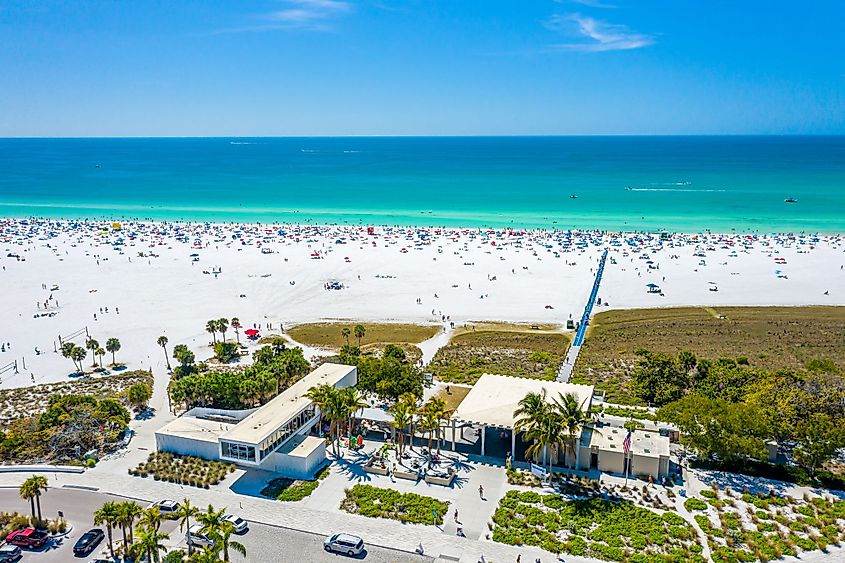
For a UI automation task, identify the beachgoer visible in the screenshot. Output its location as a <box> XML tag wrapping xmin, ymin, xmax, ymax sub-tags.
<box><xmin>479</xmin><ymin>484</ymin><xmax>484</xmax><ymax>499</ymax></box>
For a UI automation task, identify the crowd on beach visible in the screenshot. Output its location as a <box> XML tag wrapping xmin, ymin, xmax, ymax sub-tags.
<box><xmin>0</xmin><ymin>217</ymin><xmax>843</xmax><ymax>391</ymax></box>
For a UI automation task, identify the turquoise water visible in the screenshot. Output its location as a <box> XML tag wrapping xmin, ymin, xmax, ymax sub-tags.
<box><xmin>1</xmin><ymin>136</ymin><xmax>843</xmax><ymax>232</ymax></box>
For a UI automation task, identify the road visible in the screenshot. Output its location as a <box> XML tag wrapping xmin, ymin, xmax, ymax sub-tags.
<box><xmin>0</xmin><ymin>487</ymin><xmax>432</xmax><ymax>563</ymax></box>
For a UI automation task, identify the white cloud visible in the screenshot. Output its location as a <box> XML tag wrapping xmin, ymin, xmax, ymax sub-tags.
<box><xmin>561</xmin><ymin>0</ymin><xmax>617</xmax><ymax>8</ymax></box>
<box><xmin>546</xmin><ymin>13</ymin><xmax>654</xmax><ymax>52</ymax></box>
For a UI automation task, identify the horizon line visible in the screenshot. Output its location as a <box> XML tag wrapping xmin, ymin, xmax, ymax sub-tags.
<box><xmin>2</xmin><ymin>133</ymin><xmax>845</xmax><ymax>140</ymax></box>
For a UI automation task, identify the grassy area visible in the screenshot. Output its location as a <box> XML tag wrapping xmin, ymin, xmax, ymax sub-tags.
<box><xmin>433</xmin><ymin>385</ymin><xmax>471</xmax><ymax>413</ymax></box>
<box><xmin>287</xmin><ymin>323</ymin><xmax>439</xmax><ymax>350</ymax></box>
<box><xmin>128</xmin><ymin>452</ymin><xmax>234</xmax><ymax>488</ymax></box>
<box><xmin>0</xmin><ymin>370</ymin><xmax>153</xmax><ymax>425</ymax></box>
<box><xmin>428</xmin><ymin>328</ymin><xmax>570</xmax><ymax>384</ymax></box>
<box><xmin>260</xmin><ymin>466</ymin><xmax>330</xmax><ymax>501</ymax></box>
<box><xmin>340</xmin><ymin>484</ymin><xmax>449</xmax><ymax>525</ymax></box>
<box><xmin>491</xmin><ymin>491</ymin><xmax>704</xmax><ymax>561</ymax></box>
<box><xmin>571</xmin><ymin>306</ymin><xmax>845</xmax><ymax>405</ymax></box>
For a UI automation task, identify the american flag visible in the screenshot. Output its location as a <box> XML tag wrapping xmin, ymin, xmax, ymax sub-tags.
<box><xmin>622</xmin><ymin>431</ymin><xmax>632</xmax><ymax>455</ymax></box>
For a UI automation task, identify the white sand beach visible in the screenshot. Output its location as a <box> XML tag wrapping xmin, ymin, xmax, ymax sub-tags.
<box><xmin>0</xmin><ymin>219</ymin><xmax>843</xmax><ymax>390</ymax></box>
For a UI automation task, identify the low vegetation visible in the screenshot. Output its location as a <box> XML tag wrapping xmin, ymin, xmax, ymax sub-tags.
<box><xmin>129</xmin><ymin>452</ymin><xmax>234</xmax><ymax>488</ymax></box>
<box><xmin>491</xmin><ymin>491</ymin><xmax>704</xmax><ymax>561</ymax></box>
<box><xmin>261</xmin><ymin>466</ymin><xmax>330</xmax><ymax>501</ymax></box>
<box><xmin>287</xmin><ymin>322</ymin><xmax>439</xmax><ymax>349</ymax></box>
<box><xmin>340</xmin><ymin>484</ymin><xmax>449</xmax><ymax>525</ymax></box>
<box><xmin>428</xmin><ymin>328</ymin><xmax>569</xmax><ymax>384</ymax></box>
<box><xmin>572</xmin><ymin>306</ymin><xmax>845</xmax><ymax>404</ymax></box>
<box><xmin>0</xmin><ymin>393</ymin><xmax>131</xmax><ymax>463</ymax></box>
<box><xmin>688</xmin><ymin>485</ymin><xmax>845</xmax><ymax>563</ymax></box>
<box><xmin>0</xmin><ymin>369</ymin><xmax>152</xmax><ymax>424</ymax></box>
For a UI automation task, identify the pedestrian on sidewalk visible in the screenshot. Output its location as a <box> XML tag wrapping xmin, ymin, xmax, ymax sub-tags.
<box><xmin>478</xmin><ymin>484</ymin><xmax>485</xmax><ymax>500</ymax></box>
<box><xmin>454</xmin><ymin>509</ymin><xmax>459</xmax><ymax>523</ymax></box>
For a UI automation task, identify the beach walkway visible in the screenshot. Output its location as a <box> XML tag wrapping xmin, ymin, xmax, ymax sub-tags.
<box><xmin>557</xmin><ymin>248</ymin><xmax>608</xmax><ymax>383</ymax></box>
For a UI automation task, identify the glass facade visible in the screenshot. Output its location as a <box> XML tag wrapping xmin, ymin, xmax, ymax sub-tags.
<box><xmin>220</xmin><ymin>441</ymin><xmax>256</xmax><ymax>463</ymax></box>
<box><xmin>258</xmin><ymin>406</ymin><xmax>316</xmax><ymax>461</ymax></box>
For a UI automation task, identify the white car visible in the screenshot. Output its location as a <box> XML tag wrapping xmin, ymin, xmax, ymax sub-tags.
<box><xmin>186</xmin><ymin>523</ymin><xmax>214</xmax><ymax>546</ymax></box>
<box><xmin>223</xmin><ymin>514</ymin><xmax>248</xmax><ymax>534</ymax></box>
<box><xmin>323</xmin><ymin>533</ymin><xmax>365</xmax><ymax>556</ymax></box>
<box><xmin>147</xmin><ymin>499</ymin><xmax>181</xmax><ymax>518</ymax></box>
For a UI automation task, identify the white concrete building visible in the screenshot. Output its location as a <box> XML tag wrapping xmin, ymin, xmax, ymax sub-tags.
<box><xmin>451</xmin><ymin>373</ymin><xmax>671</xmax><ymax>481</ymax></box>
<box><xmin>155</xmin><ymin>363</ymin><xmax>357</xmax><ymax>479</ymax></box>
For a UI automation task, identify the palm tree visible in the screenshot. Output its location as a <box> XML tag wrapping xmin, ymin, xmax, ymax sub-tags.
<box><xmin>341</xmin><ymin>327</ymin><xmax>351</xmax><ymax>346</ymax></box>
<box><xmin>189</xmin><ymin>546</ymin><xmax>221</xmax><ymax>563</ymax></box>
<box><xmin>342</xmin><ymin>387</ymin><xmax>369</xmax><ymax>439</ymax></box>
<box><xmin>95</xmin><ymin>347</ymin><xmax>106</xmax><ymax>368</ymax></box>
<box><xmin>71</xmin><ymin>345</ymin><xmax>87</xmax><ymax>373</ymax></box>
<box><xmin>139</xmin><ymin>506</ymin><xmax>163</xmax><ymax>532</ymax></box>
<box><xmin>18</xmin><ymin>479</ymin><xmax>36</xmax><ymax>521</ymax></box>
<box><xmin>306</xmin><ymin>384</ymin><xmax>332</xmax><ymax>438</ymax></box>
<box><xmin>105</xmin><ymin>337</ymin><xmax>121</xmax><ymax>365</ymax></box>
<box><xmin>22</xmin><ymin>475</ymin><xmax>48</xmax><ymax>523</ymax></box>
<box><xmin>197</xmin><ymin>504</ymin><xmax>226</xmax><ymax>540</ymax></box>
<box><xmin>216</xmin><ymin>523</ymin><xmax>246</xmax><ymax>562</ymax></box>
<box><xmin>117</xmin><ymin>501</ymin><xmax>142</xmax><ymax>548</ymax></box>
<box><xmin>419</xmin><ymin>399</ymin><xmax>445</xmax><ymax>451</ymax></box>
<box><xmin>553</xmin><ymin>392</ymin><xmax>589</xmax><ymax>468</ymax></box>
<box><xmin>206</xmin><ymin>320</ymin><xmax>218</xmax><ymax>345</ymax></box>
<box><xmin>157</xmin><ymin>335</ymin><xmax>171</xmax><ymax>370</ymax></box>
<box><xmin>399</xmin><ymin>392</ymin><xmax>419</xmax><ymax>451</ymax></box>
<box><xmin>354</xmin><ymin>324</ymin><xmax>366</xmax><ymax>347</ymax></box>
<box><xmin>231</xmin><ymin>318</ymin><xmax>241</xmax><ymax>344</ymax></box>
<box><xmin>176</xmin><ymin>499</ymin><xmax>199</xmax><ymax>555</ymax></box>
<box><xmin>389</xmin><ymin>401</ymin><xmax>412</xmax><ymax>456</ymax></box>
<box><xmin>130</xmin><ymin>527</ymin><xmax>169</xmax><ymax>563</ymax></box>
<box><xmin>94</xmin><ymin>501</ymin><xmax>120</xmax><ymax>558</ymax></box>
<box><xmin>513</xmin><ymin>390</ymin><xmax>569</xmax><ymax>474</ymax></box>
<box><xmin>86</xmin><ymin>338</ymin><xmax>100</xmax><ymax>367</ymax></box>
<box><xmin>217</xmin><ymin>318</ymin><xmax>229</xmax><ymax>342</ymax></box>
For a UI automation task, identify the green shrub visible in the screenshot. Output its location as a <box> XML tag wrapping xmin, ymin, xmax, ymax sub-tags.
<box><xmin>685</xmin><ymin>498</ymin><xmax>708</xmax><ymax>511</ymax></box>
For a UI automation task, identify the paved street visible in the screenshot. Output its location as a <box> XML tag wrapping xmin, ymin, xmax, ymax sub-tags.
<box><xmin>0</xmin><ymin>487</ymin><xmax>431</xmax><ymax>563</ymax></box>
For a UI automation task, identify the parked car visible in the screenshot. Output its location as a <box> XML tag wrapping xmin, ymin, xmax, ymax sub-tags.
<box><xmin>186</xmin><ymin>524</ymin><xmax>214</xmax><ymax>547</ymax></box>
<box><xmin>5</xmin><ymin>528</ymin><xmax>49</xmax><ymax>549</ymax></box>
<box><xmin>73</xmin><ymin>528</ymin><xmax>105</xmax><ymax>556</ymax></box>
<box><xmin>323</xmin><ymin>533</ymin><xmax>365</xmax><ymax>556</ymax></box>
<box><xmin>0</xmin><ymin>545</ymin><xmax>22</xmax><ymax>562</ymax></box>
<box><xmin>223</xmin><ymin>514</ymin><xmax>248</xmax><ymax>534</ymax></box>
<box><xmin>147</xmin><ymin>499</ymin><xmax>180</xmax><ymax>518</ymax></box>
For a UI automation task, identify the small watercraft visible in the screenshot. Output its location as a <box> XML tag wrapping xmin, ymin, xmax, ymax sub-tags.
<box><xmin>569</xmin><ymin>194</ymin><xmax>578</xmax><ymax>199</ymax></box>
<box><xmin>784</xmin><ymin>197</ymin><xmax>798</xmax><ymax>203</ymax></box>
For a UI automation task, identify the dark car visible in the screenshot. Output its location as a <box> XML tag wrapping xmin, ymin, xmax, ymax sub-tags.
<box><xmin>73</xmin><ymin>528</ymin><xmax>105</xmax><ymax>556</ymax></box>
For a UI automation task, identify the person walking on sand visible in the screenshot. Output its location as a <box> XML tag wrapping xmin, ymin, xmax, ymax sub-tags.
<box><xmin>478</xmin><ymin>484</ymin><xmax>484</xmax><ymax>499</ymax></box>
<box><xmin>454</xmin><ymin>509</ymin><xmax>459</xmax><ymax>523</ymax></box>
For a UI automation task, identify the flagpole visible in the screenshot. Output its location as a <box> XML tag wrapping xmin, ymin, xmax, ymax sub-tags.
<box><xmin>624</xmin><ymin>449</ymin><xmax>629</xmax><ymax>487</ymax></box>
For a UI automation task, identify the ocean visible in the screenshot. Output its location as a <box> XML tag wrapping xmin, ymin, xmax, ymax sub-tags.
<box><xmin>1</xmin><ymin>136</ymin><xmax>843</xmax><ymax>233</ymax></box>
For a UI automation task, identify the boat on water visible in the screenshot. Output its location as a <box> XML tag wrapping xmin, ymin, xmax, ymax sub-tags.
<box><xmin>784</xmin><ymin>197</ymin><xmax>798</xmax><ymax>203</ymax></box>
<box><xmin>569</xmin><ymin>194</ymin><xmax>578</xmax><ymax>199</ymax></box>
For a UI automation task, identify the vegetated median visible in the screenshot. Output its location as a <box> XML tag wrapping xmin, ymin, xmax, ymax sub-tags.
<box><xmin>571</xmin><ymin>306</ymin><xmax>845</xmax><ymax>405</ymax></box>
<box><xmin>129</xmin><ymin>451</ymin><xmax>235</xmax><ymax>488</ymax></box>
<box><xmin>286</xmin><ymin>322</ymin><xmax>439</xmax><ymax>350</ymax></box>
<box><xmin>428</xmin><ymin>324</ymin><xmax>569</xmax><ymax>384</ymax></box>
<box><xmin>261</xmin><ymin>465</ymin><xmax>330</xmax><ymax>501</ymax></box>
<box><xmin>340</xmin><ymin>484</ymin><xmax>449</xmax><ymax>525</ymax></box>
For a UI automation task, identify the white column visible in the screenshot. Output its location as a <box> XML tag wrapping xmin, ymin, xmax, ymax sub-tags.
<box><xmin>511</xmin><ymin>429</ymin><xmax>516</xmax><ymax>458</ymax></box>
<box><xmin>480</xmin><ymin>425</ymin><xmax>486</xmax><ymax>456</ymax></box>
<box><xmin>451</xmin><ymin>419</ymin><xmax>456</xmax><ymax>451</ymax></box>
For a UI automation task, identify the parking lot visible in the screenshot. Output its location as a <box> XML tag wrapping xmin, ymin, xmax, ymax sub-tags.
<box><xmin>0</xmin><ymin>487</ymin><xmax>431</xmax><ymax>562</ymax></box>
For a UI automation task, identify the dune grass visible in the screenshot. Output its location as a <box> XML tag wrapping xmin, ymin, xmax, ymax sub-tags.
<box><xmin>571</xmin><ymin>306</ymin><xmax>845</xmax><ymax>405</ymax></box>
<box><xmin>433</xmin><ymin>385</ymin><xmax>472</xmax><ymax>413</ymax></box>
<box><xmin>428</xmin><ymin>327</ymin><xmax>570</xmax><ymax>384</ymax></box>
<box><xmin>286</xmin><ymin>322</ymin><xmax>439</xmax><ymax>350</ymax></box>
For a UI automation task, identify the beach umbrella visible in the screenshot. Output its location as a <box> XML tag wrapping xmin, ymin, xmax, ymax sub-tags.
<box><xmin>244</xmin><ymin>328</ymin><xmax>259</xmax><ymax>337</ymax></box>
<box><xmin>646</xmin><ymin>283</ymin><xmax>659</xmax><ymax>288</ymax></box>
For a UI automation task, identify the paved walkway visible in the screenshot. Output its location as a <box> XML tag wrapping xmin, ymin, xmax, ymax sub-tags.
<box><xmin>558</xmin><ymin>248</ymin><xmax>607</xmax><ymax>383</ymax></box>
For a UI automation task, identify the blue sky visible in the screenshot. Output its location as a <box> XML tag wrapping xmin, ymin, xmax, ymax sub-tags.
<box><xmin>1</xmin><ymin>0</ymin><xmax>843</xmax><ymax>136</ymax></box>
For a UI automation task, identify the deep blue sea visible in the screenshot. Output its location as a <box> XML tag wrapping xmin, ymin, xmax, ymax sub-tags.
<box><xmin>1</xmin><ymin>136</ymin><xmax>843</xmax><ymax>232</ymax></box>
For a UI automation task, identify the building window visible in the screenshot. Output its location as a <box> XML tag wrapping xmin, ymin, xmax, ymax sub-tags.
<box><xmin>257</xmin><ymin>406</ymin><xmax>318</xmax><ymax>460</ymax></box>
<box><xmin>221</xmin><ymin>441</ymin><xmax>255</xmax><ymax>463</ymax></box>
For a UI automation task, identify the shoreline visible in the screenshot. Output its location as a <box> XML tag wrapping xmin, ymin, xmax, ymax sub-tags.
<box><xmin>3</xmin><ymin>215</ymin><xmax>844</xmax><ymax>236</ymax></box>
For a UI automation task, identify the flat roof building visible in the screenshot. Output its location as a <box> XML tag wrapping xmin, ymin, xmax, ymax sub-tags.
<box><xmin>155</xmin><ymin>363</ymin><xmax>357</xmax><ymax>478</ymax></box>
